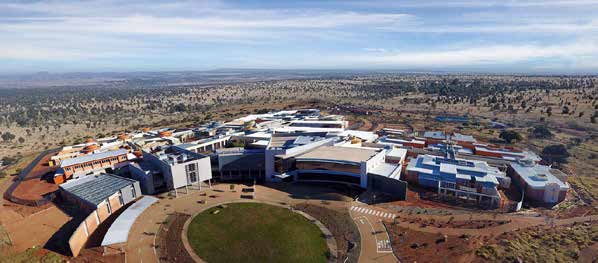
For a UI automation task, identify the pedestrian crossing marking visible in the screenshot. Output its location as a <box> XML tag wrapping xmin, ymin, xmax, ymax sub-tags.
<box><xmin>350</xmin><ymin>206</ymin><xmax>396</xmax><ymax>220</ymax></box>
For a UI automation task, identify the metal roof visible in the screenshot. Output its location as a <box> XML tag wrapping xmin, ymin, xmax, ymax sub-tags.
<box><xmin>101</xmin><ymin>196</ymin><xmax>158</xmax><ymax>246</ymax></box>
<box><xmin>60</xmin><ymin>174</ymin><xmax>137</xmax><ymax>206</ymax></box>
<box><xmin>423</xmin><ymin>131</ymin><xmax>446</xmax><ymax>139</ymax></box>
<box><xmin>369</xmin><ymin>162</ymin><xmax>402</xmax><ymax>180</ymax></box>
<box><xmin>295</xmin><ymin>146</ymin><xmax>379</xmax><ymax>164</ymax></box>
<box><xmin>510</xmin><ymin>162</ymin><xmax>569</xmax><ymax>189</ymax></box>
<box><xmin>60</xmin><ymin>149</ymin><xmax>128</xmax><ymax>167</ymax></box>
<box><xmin>452</xmin><ymin>133</ymin><xmax>477</xmax><ymax>143</ymax></box>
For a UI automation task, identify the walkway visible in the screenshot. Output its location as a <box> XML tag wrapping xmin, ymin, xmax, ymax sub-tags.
<box><xmin>124</xmin><ymin>183</ymin><xmax>397</xmax><ymax>263</ymax></box>
<box><xmin>123</xmin><ymin>182</ymin><xmax>597</xmax><ymax>263</ymax></box>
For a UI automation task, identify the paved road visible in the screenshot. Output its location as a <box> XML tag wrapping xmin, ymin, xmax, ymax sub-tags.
<box><xmin>350</xmin><ymin>204</ymin><xmax>399</xmax><ymax>263</ymax></box>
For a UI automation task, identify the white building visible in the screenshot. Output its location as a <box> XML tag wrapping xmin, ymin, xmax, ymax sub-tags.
<box><xmin>142</xmin><ymin>146</ymin><xmax>212</xmax><ymax>195</ymax></box>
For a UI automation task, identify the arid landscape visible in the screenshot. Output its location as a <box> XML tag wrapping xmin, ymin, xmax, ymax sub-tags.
<box><xmin>0</xmin><ymin>72</ymin><xmax>596</xmax><ymax>263</ymax></box>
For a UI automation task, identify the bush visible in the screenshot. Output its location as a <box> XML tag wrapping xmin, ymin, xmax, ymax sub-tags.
<box><xmin>531</xmin><ymin>125</ymin><xmax>553</xmax><ymax>139</ymax></box>
<box><xmin>476</xmin><ymin>245</ymin><xmax>499</xmax><ymax>260</ymax></box>
<box><xmin>542</xmin><ymin>144</ymin><xmax>570</xmax><ymax>164</ymax></box>
<box><xmin>499</xmin><ymin>130</ymin><xmax>522</xmax><ymax>143</ymax></box>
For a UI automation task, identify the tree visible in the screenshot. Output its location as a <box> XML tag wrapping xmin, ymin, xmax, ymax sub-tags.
<box><xmin>541</xmin><ymin>144</ymin><xmax>570</xmax><ymax>164</ymax></box>
<box><xmin>531</xmin><ymin>125</ymin><xmax>553</xmax><ymax>139</ymax></box>
<box><xmin>18</xmin><ymin>137</ymin><xmax>25</xmax><ymax>144</ymax></box>
<box><xmin>499</xmin><ymin>130</ymin><xmax>522</xmax><ymax>143</ymax></box>
<box><xmin>1</xmin><ymin>132</ymin><xmax>15</xmax><ymax>142</ymax></box>
<box><xmin>1</xmin><ymin>156</ymin><xmax>16</xmax><ymax>166</ymax></box>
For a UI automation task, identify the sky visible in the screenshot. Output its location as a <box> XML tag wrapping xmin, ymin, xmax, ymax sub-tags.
<box><xmin>1</xmin><ymin>0</ymin><xmax>598</xmax><ymax>73</ymax></box>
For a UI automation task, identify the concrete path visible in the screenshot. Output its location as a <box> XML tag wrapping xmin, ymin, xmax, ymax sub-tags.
<box><xmin>123</xmin><ymin>183</ymin><xmax>596</xmax><ymax>263</ymax></box>
<box><xmin>124</xmin><ymin>183</ymin><xmax>353</xmax><ymax>263</ymax></box>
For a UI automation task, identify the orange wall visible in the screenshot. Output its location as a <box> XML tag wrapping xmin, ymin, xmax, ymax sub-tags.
<box><xmin>62</xmin><ymin>154</ymin><xmax>128</xmax><ymax>177</ymax></box>
<box><xmin>476</xmin><ymin>150</ymin><xmax>504</xmax><ymax>158</ymax></box>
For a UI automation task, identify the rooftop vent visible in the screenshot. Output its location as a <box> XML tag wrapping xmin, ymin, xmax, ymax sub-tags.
<box><xmin>519</xmin><ymin>158</ymin><xmax>535</xmax><ymax>167</ymax></box>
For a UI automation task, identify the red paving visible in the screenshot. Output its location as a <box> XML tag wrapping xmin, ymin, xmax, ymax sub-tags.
<box><xmin>11</xmin><ymin>151</ymin><xmax>59</xmax><ymax>201</ymax></box>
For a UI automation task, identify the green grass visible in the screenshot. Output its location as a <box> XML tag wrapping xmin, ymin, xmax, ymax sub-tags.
<box><xmin>187</xmin><ymin>203</ymin><xmax>329</xmax><ymax>263</ymax></box>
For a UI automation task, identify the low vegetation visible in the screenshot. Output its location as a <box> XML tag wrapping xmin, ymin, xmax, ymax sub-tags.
<box><xmin>568</xmin><ymin>176</ymin><xmax>598</xmax><ymax>205</ymax></box>
<box><xmin>476</xmin><ymin>223</ymin><xmax>597</xmax><ymax>262</ymax></box>
<box><xmin>0</xmin><ymin>152</ymin><xmax>37</xmax><ymax>179</ymax></box>
<box><xmin>0</xmin><ymin>246</ymin><xmax>63</xmax><ymax>263</ymax></box>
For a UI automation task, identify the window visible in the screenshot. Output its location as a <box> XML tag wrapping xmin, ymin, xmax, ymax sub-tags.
<box><xmin>187</xmin><ymin>163</ymin><xmax>197</xmax><ymax>172</ymax></box>
<box><xmin>189</xmin><ymin>172</ymin><xmax>198</xmax><ymax>183</ymax></box>
<box><xmin>130</xmin><ymin>185</ymin><xmax>136</xmax><ymax>198</ymax></box>
<box><xmin>118</xmin><ymin>191</ymin><xmax>124</xmax><ymax>205</ymax></box>
<box><xmin>106</xmin><ymin>201</ymin><xmax>112</xmax><ymax>214</ymax></box>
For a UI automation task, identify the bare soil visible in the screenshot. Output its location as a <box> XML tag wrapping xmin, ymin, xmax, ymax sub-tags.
<box><xmin>384</xmin><ymin>223</ymin><xmax>477</xmax><ymax>263</ymax></box>
<box><xmin>155</xmin><ymin>213</ymin><xmax>194</xmax><ymax>263</ymax></box>
<box><xmin>412</xmin><ymin>218</ymin><xmax>511</xmax><ymax>229</ymax></box>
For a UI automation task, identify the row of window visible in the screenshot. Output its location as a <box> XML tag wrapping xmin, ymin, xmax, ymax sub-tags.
<box><xmin>64</xmin><ymin>156</ymin><xmax>123</xmax><ymax>171</ymax></box>
<box><xmin>103</xmin><ymin>185</ymin><xmax>136</xmax><ymax>214</ymax></box>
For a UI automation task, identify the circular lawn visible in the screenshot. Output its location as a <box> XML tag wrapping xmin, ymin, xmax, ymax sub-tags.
<box><xmin>186</xmin><ymin>202</ymin><xmax>329</xmax><ymax>263</ymax></box>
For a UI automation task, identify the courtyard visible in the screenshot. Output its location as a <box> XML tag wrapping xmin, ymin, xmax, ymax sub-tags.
<box><xmin>187</xmin><ymin>202</ymin><xmax>329</xmax><ymax>263</ymax></box>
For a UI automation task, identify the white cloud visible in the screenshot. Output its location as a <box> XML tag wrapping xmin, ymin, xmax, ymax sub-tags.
<box><xmin>346</xmin><ymin>0</ymin><xmax>598</xmax><ymax>8</ymax></box>
<box><xmin>1</xmin><ymin>0</ymin><xmax>597</xmax><ymax>72</ymax></box>
<box><xmin>341</xmin><ymin>40</ymin><xmax>598</xmax><ymax>68</ymax></box>
<box><xmin>381</xmin><ymin>19</ymin><xmax>598</xmax><ymax>34</ymax></box>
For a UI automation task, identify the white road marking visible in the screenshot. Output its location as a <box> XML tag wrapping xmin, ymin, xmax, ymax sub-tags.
<box><xmin>356</xmin><ymin>216</ymin><xmax>393</xmax><ymax>254</ymax></box>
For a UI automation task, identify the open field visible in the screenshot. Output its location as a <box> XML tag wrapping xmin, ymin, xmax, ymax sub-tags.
<box><xmin>0</xmin><ymin>152</ymin><xmax>37</xmax><ymax>177</ymax></box>
<box><xmin>476</xmin><ymin>222</ymin><xmax>597</xmax><ymax>262</ymax></box>
<box><xmin>385</xmin><ymin>223</ymin><xmax>475</xmax><ymax>263</ymax></box>
<box><xmin>0</xmin><ymin>73</ymin><xmax>596</xmax><ymax>262</ymax></box>
<box><xmin>187</xmin><ymin>202</ymin><xmax>329</xmax><ymax>263</ymax></box>
<box><xmin>0</xmin><ymin>246</ymin><xmax>63</xmax><ymax>263</ymax></box>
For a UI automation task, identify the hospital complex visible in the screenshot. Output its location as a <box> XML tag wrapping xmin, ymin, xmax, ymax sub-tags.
<box><xmin>42</xmin><ymin>109</ymin><xmax>570</xmax><ymax>256</ymax></box>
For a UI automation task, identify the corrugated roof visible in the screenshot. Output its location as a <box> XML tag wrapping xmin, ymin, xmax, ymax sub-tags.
<box><xmin>60</xmin><ymin>149</ymin><xmax>128</xmax><ymax>167</ymax></box>
<box><xmin>61</xmin><ymin>174</ymin><xmax>137</xmax><ymax>206</ymax></box>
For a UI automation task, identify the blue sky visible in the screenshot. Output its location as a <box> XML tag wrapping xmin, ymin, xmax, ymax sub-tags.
<box><xmin>1</xmin><ymin>0</ymin><xmax>598</xmax><ymax>73</ymax></box>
